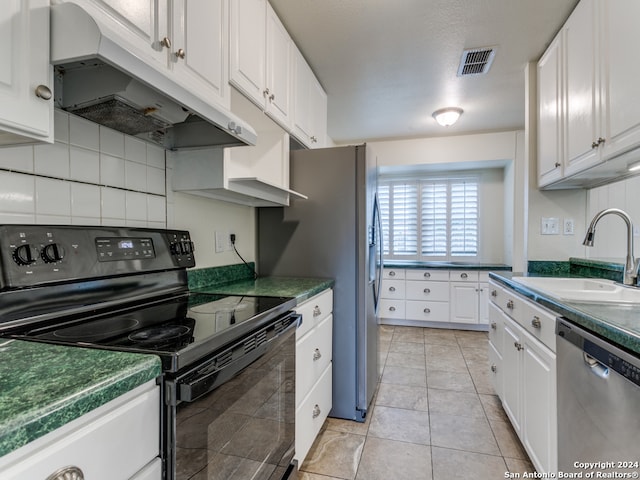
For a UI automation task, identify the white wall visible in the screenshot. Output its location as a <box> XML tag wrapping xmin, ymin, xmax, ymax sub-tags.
<box><xmin>586</xmin><ymin>175</ymin><xmax>640</xmax><ymax>260</ymax></box>
<box><xmin>0</xmin><ymin>109</ymin><xmax>256</xmax><ymax>270</ymax></box>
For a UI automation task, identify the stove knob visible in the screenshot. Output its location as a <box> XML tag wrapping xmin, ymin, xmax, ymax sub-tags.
<box><xmin>13</xmin><ymin>244</ymin><xmax>36</xmax><ymax>266</ymax></box>
<box><xmin>41</xmin><ymin>243</ymin><xmax>65</xmax><ymax>263</ymax></box>
<box><xmin>170</xmin><ymin>242</ymin><xmax>180</xmax><ymax>255</ymax></box>
<box><xmin>181</xmin><ymin>241</ymin><xmax>193</xmax><ymax>254</ymax></box>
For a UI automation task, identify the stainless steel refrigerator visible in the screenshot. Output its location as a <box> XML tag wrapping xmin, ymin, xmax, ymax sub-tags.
<box><xmin>257</xmin><ymin>144</ymin><xmax>382</xmax><ymax>422</ymax></box>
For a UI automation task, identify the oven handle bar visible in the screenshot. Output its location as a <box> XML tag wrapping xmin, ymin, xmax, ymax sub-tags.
<box><xmin>177</xmin><ymin>312</ymin><xmax>300</xmax><ymax>403</ymax></box>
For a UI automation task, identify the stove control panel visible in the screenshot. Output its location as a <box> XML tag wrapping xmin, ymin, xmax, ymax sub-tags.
<box><xmin>0</xmin><ymin>225</ymin><xmax>196</xmax><ymax>289</ymax></box>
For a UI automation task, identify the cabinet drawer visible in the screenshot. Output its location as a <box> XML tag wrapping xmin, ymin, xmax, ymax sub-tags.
<box><xmin>296</xmin><ymin>314</ymin><xmax>333</xmax><ymax>406</ymax></box>
<box><xmin>521</xmin><ymin>301</ymin><xmax>557</xmax><ymax>352</ymax></box>
<box><xmin>405</xmin><ymin>269</ymin><xmax>449</xmax><ymax>281</ymax></box>
<box><xmin>405</xmin><ymin>280</ymin><xmax>449</xmax><ymax>301</ymax></box>
<box><xmin>405</xmin><ymin>300</ymin><xmax>449</xmax><ymax>322</ymax></box>
<box><xmin>383</xmin><ymin>268</ymin><xmax>405</xmax><ymax>279</ymax></box>
<box><xmin>379</xmin><ymin>299</ymin><xmax>405</xmax><ymax>319</ymax></box>
<box><xmin>381</xmin><ymin>279</ymin><xmax>405</xmax><ymax>299</ymax></box>
<box><xmin>295</xmin><ymin>363</ymin><xmax>332</xmax><ymax>464</ymax></box>
<box><xmin>296</xmin><ymin>289</ymin><xmax>333</xmax><ymax>339</ymax></box>
<box><xmin>489</xmin><ymin>282</ymin><xmax>523</xmax><ymax>317</ymax></box>
<box><xmin>488</xmin><ymin>303</ymin><xmax>504</xmax><ymax>354</ymax></box>
<box><xmin>450</xmin><ymin>270</ymin><xmax>479</xmax><ymax>282</ymax></box>
<box><xmin>0</xmin><ymin>382</ymin><xmax>159</xmax><ymax>480</ymax></box>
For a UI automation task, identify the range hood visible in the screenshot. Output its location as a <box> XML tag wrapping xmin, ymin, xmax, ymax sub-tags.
<box><xmin>49</xmin><ymin>2</ymin><xmax>257</xmax><ymax>149</ymax></box>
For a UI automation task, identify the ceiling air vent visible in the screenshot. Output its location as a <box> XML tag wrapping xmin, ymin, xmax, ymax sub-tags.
<box><xmin>457</xmin><ymin>47</ymin><xmax>496</xmax><ymax>76</ymax></box>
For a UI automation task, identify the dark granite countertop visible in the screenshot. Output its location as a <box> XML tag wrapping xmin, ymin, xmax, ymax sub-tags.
<box><xmin>0</xmin><ymin>340</ymin><xmax>161</xmax><ymax>457</ymax></box>
<box><xmin>384</xmin><ymin>261</ymin><xmax>511</xmax><ymax>271</ymax></box>
<box><xmin>489</xmin><ymin>271</ymin><xmax>640</xmax><ymax>355</ymax></box>
<box><xmin>193</xmin><ymin>276</ymin><xmax>334</xmax><ymax>305</ymax></box>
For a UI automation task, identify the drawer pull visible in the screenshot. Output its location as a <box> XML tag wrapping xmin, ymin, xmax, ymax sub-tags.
<box><xmin>313</xmin><ymin>306</ymin><xmax>321</xmax><ymax>317</ymax></box>
<box><xmin>423</xmin><ymin>308</ymin><xmax>431</xmax><ymax>314</ymax></box>
<box><xmin>491</xmin><ymin>364</ymin><xmax>497</xmax><ymax>373</ymax></box>
<box><xmin>389</xmin><ymin>306</ymin><xmax>396</xmax><ymax>312</ymax></box>
<box><xmin>491</xmin><ymin>289</ymin><xmax>497</xmax><ymax>297</ymax></box>
<box><xmin>389</xmin><ymin>271</ymin><xmax>396</xmax><ymax>277</ymax></box>
<box><xmin>313</xmin><ymin>348</ymin><xmax>322</xmax><ymax>361</ymax></box>
<box><xmin>47</xmin><ymin>466</ymin><xmax>84</xmax><ymax>480</ymax></box>
<box><xmin>531</xmin><ymin>316</ymin><xmax>541</xmax><ymax>329</ymax></box>
<box><xmin>424</xmin><ymin>272</ymin><xmax>431</xmax><ymax>278</ymax></box>
<box><xmin>514</xmin><ymin>341</ymin><xmax>523</xmax><ymax>351</ymax></box>
<box><xmin>389</xmin><ymin>286</ymin><xmax>396</xmax><ymax>292</ymax></box>
<box><xmin>461</xmin><ymin>273</ymin><xmax>468</xmax><ymax>279</ymax></box>
<box><xmin>312</xmin><ymin>404</ymin><xmax>321</xmax><ymax>418</ymax></box>
<box><xmin>423</xmin><ymin>288</ymin><xmax>431</xmax><ymax>294</ymax></box>
<box><xmin>490</xmin><ymin>322</ymin><xmax>497</xmax><ymax>330</ymax></box>
<box><xmin>506</xmin><ymin>300</ymin><xmax>514</xmax><ymax>310</ymax></box>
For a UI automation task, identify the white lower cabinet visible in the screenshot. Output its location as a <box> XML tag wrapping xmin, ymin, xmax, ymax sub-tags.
<box><xmin>294</xmin><ymin>289</ymin><xmax>333</xmax><ymax>464</ymax></box>
<box><xmin>488</xmin><ymin>280</ymin><xmax>557</xmax><ymax>474</ymax></box>
<box><xmin>0</xmin><ymin>381</ymin><xmax>160</xmax><ymax>480</ymax></box>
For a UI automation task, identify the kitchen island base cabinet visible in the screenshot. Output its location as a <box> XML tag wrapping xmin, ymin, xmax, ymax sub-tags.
<box><xmin>294</xmin><ymin>289</ymin><xmax>333</xmax><ymax>464</ymax></box>
<box><xmin>0</xmin><ymin>380</ymin><xmax>161</xmax><ymax>480</ymax></box>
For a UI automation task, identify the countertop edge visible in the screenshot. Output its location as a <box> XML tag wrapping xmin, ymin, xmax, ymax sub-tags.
<box><xmin>488</xmin><ymin>272</ymin><xmax>640</xmax><ymax>355</ymax></box>
<box><xmin>384</xmin><ymin>262</ymin><xmax>511</xmax><ymax>271</ymax></box>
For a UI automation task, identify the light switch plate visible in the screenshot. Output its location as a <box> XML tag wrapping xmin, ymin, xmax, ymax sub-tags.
<box><xmin>541</xmin><ymin>217</ymin><xmax>560</xmax><ymax>235</ymax></box>
<box><xmin>215</xmin><ymin>231</ymin><xmax>226</xmax><ymax>253</ymax></box>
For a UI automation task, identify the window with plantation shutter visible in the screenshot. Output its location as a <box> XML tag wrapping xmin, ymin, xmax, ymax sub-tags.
<box><xmin>379</xmin><ymin>177</ymin><xmax>478</xmax><ymax>261</ymax></box>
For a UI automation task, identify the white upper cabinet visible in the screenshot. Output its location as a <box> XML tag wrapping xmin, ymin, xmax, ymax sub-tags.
<box><xmin>292</xmin><ymin>47</ymin><xmax>328</xmax><ymax>149</ymax></box>
<box><xmin>229</xmin><ymin>0</ymin><xmax>292</xmax><ymax>130</ymax></box>
<box><xmin>170</xmin><ymin>0</ymin><xmax>230</xmax><ymax>109</ymax></box>
<box><xmin>537</xmin><ymin>0</ymin><xmax>640</xmax><ymax>188</ymax></box>
<box><xmin>0</xmin><ymin>0</ymin><xmax>53</xmax><ymax>145</ymax></box>
<box><xmin>65</xmin><ymin>0</ymin><xmax>229</xmax><ymax>109</ymax></box>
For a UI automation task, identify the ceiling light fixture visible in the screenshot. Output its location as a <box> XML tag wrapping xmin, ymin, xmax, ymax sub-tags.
<box><xmin>432</xmin><ymin>107</ymin><xmax>463</xmax><ymax>127</ymax></box>
<box><xmin>628</xmin><ymin>160</ymin><xmax>640</xmax><ymax>172</ymax></box>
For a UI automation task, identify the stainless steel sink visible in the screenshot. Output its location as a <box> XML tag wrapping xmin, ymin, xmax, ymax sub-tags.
<box><xmin>511</xmin><ymin>276</ymin><xmax>640</xmax><ymax>304</ymax></box>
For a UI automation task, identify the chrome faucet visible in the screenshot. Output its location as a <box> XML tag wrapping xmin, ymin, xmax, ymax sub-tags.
<box><xmin>583</xmin><ymin>208</ymin><xmax>639</xmax><ymax>286</ymax></box>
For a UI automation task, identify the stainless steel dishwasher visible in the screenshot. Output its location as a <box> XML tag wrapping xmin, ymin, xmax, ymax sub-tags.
<box><xmin>556</xmin><ymin>318</ymin><xmax>640</xmax><ymax>476</ymax></box>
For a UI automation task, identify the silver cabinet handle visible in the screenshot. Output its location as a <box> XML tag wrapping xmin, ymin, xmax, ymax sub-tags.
<box><xmin>313</xmin><ymin>348</ymin><xmax>322</xmax><ymax>361</ymax></box>
<box><xmin>389</xmin><ymin>306</ymin><xmax>396</xmax><ymax>312</ymax></box>
<box><xmin>424</xmin><ymin>272</ymin><xmax>431</xmax><ymax>278</ymax></box>
<box><xmin>161</xmin><ymin>36</ymin><xmax>172</xmax><ymax>49</ymax></box>
<box><xmin>555</xmin><ymin>162</ymin><xmax>561</xmax><ymax>167</ymax></box>
<box><xmin>47</xmin><ymin>466</ymin><xmax>84</xmax><ymax>480</ymax></box>
<box><xmin>491</xmin><ymin>289</ymin><xmax>497</xmax><ymax>297</ymax></box>
<box><xmin>531</xmin><ymin>316</ymin><xmax>541</xmax><ymax>329</ymax></box>
<box><xmin>506</xmin><ymin>300</ymin><xmax>514</xmax><ymax>310</ymax></box>
<box><xmin>263</xmin><ymin>87</ymin><xmax>270</xmax><ymax>97</ymax></box>
<box><xmin>490</xmin><ymin>322</ymin><xmax>497</xmax><ymax>330</ymax></box>
<box><xmin>591</xmin><ymin>137</ymin><xmax>605</xmax><ymax>149</ymax></box>
<box><xmin>175</xmin><ymin>48</ymin><xmax>186</xmax><ymax>59</ymax></box>
<box><xmin>389</xmin><ymin>271</ymin><xmax>396</xmax><ymax>277</ymax></box>
<box><xmin>312</xmin><ymin>404</ymin><xmax>321</xmax><ymax>418</ymax></box>
<box><xmin>491</xmin><ymin>364</ymin><xmax>497</xmax><ymax>373</ymax></box>
<box><xmin>389</xmin><ymin>286</ymin><xmax>396</xmax><ymax>292</ymax></box>
<box><xmin>311</xmin><ymin>136</ymin><xmax>317</xmax><ymax>143</ymax></box>
<box><xmin>423</xmin><ymin>288</ymin><xmax>431</xmax><ymax>294</ymax></box>
<box><xmin>35</xmin><ymin>84</ymin><xmax>52</xmax><ymax>100</ymax></box>
<box><xmin>313</xmin><ymin>306</ymin><xmax>321</xmax><ymax>317</ymax></box>
<box><xmin>461</xmin><ymin>273</ymin><xmax>468</xmax><ymax>279</ymax></box>
<box><xmin>514</xmin><ymin>341</ymin><xmax>523</xmax><ymax>351</ymax></box>
<box><xmin>423</xmin><ymin>308</ymin><xmax>431</xmax><ymax>314</ymax></box>
<box><xmin>269</xmin><ymin>93</ymin><xmax>275</xmax><ymax>101</ymax></box>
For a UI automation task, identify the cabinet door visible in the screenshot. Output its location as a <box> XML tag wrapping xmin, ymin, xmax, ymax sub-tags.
<box><xmin>0</xmin><ymin>0</ymin><xmax>53</xmax><ymax>144</ymax></box>
<box><xmin>537</xmin><ymin>33</ymin><xmax>564</xmax><ymax>187</ymax></box>
<box><xmin>564</xmin><ymin>0</ymin><xmax>601</xmax><ymax>176</ymax></box>
<box><xmin>171</xmin><ymin>0</ymin><xmax>229</xmax><ymax>109</ymax></box>
<box><xmin>309</xmin><ymin>74</ymin><xmax>327</xmax><ymax>148</ymax></box>
<box><xmin>449</xmin><ymin>282</ymin><xmax>479</xmax><ymax>324</ymax></box>
<box><xmin>600</xmin><ymin>0</ymin><xmax>640</xmax><ymax>159</ymax></box>
<box><xmin>229</xmin><ymin>0</ymin><xmax>267</xmax><ymax>108</ymax></box>
<box><xmin>522</xmin><ymin>333</ymin><xmax>557</xmax><ymax>473</ymax></box>
<box><xmin>77</xmin><ymin>0</ymin><xmax>169</xmax><ymax>68</ymax></box>
<box><xmin>501</xmin><ymin>316</ymin><xmax>523</xmax><ymax>436</ymax></box>
<box><xmin>265</xmin><ymin>3</ymin><xmax>292</xmax><ymax>129</ymax></box>
<box><xmin>292</xmin><ymin>47</ymin><xmax>313</xmax><ymax>146</ymax></box>
<box><xmin>478</xmin><ymin>282</ymin><xmax>489</xmax><ymax>325</ymax></box>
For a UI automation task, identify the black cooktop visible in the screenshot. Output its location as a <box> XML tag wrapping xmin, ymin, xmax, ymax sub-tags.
<box><xmin>13</xmin><ymin>293</ymin><xmax>296</xmax><ymax>372</ymax></box>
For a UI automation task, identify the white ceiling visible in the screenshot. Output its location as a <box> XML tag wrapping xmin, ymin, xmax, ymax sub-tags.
<box><xmin>269</xmin><ymin>0</ymin><xmax>579</xmax><ymax>144</ymax></box>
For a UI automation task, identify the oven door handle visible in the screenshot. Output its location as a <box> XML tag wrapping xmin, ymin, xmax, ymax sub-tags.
<box><xmin>178</xmin><ymin>313</ymin><xmax>299</xmax><ymax>403</ymax></box>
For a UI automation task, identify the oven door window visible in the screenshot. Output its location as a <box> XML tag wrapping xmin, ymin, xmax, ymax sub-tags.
<box><xmin>175</xmin><ymin>327</ymin><xmax>296</xmax><ymax>480</ymax></box>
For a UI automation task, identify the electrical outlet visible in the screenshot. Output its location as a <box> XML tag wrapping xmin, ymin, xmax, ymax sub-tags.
<box><xmin>563</xmin><ymin>218</ymin><xmax>575</xmax><ymax>235</ymax></box>
<box><xmin>541</xmin><ymin>217</ymin><xmax>560</xmax><ymax>235</ymax></box>
<box><xmin>228</xmin><ymin>232</ymin><xmax>236</xmax><ymax>250</ymax></box>
<box><xmin>215</xmin><ymin>231</ymin><xmax>226</xmax><ymax>253</ymax></box>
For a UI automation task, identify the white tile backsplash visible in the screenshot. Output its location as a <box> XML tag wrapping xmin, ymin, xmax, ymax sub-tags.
<box><xmin>0</xmin><ymin>111</ymin><xmax>169</xmax><ymax>227</ymax></box>
<box><xmin>0</xmin><ymin>171</ymin><xmax>35</xmax><ymax>214</ymax></box>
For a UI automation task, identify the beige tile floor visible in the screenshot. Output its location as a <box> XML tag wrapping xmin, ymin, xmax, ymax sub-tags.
<box><xmin>299</xmin><ymin>325</ymin><xmax>536</xmax><ymax>480</ymax></box>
